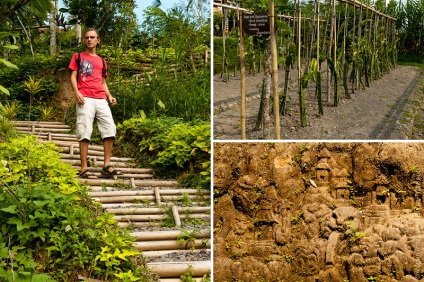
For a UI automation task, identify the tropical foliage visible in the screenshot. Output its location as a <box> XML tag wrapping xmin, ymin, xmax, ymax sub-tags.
<box><xmin>0</xmin><ymin>136</ymin><xmax>157</xmax><ymax>281</ymax></box>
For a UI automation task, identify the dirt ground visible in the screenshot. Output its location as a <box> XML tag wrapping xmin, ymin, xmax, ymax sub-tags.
<box><xmin>213</xmin><ymin>65</ymin><xmax>424</xmax><ymax>140</ymax></box>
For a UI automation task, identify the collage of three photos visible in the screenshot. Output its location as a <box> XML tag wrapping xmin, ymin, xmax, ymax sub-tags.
<box><xmin>0</xmin><ymin>0</ymin><xmax>423</xmax><ymax>281</ymax></box>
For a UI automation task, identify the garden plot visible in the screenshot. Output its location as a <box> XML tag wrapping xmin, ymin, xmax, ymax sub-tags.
<box><xmin>213</xmin><ymin>65</ymin><xmax>423</xmax><ymax>140</ymax></box>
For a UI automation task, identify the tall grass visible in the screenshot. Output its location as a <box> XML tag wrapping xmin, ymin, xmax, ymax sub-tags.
<box><xmin>109</xmin><ymin>68</ymin><xmax>210</xmax><ymax>123</ymax></box>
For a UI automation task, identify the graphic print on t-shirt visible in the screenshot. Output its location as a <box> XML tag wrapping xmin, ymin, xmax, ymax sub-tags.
<box><xmin>79</xmin><ymin>58</ymin><xmax>94</xmax><ymax>81</ymax></box>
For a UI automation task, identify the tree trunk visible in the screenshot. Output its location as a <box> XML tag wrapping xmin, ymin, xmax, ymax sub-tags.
<box><xmin>50</xmin><ymin>0</ymin><xmax>57</xmax><ymax>56</ymax></box>
<box><xmin>76</xmin><ymin>23</ymin><xmax>82</xmax><ymax>47</ymax></box>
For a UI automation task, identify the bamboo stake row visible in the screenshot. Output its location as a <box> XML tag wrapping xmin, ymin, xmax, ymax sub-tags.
<box><xmin>214</xmin><ymin>0</ymin><xmax>397</xmax><ymax>137</ymax></box>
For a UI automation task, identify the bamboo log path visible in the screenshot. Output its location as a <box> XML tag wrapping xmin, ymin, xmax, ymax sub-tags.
<box><xmin>14</xmin><ymin>121</ymin><xmax>211</xmax><ymax>281</ymax></box>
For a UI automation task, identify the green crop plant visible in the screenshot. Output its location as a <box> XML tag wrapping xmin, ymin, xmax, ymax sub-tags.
<box><xmin>180</xmin><ymin>265</ymin><xmax>197</xmax><ymax>282</ymax></box>
<box><xmin>178</xmin><ymin>193</ymin><xmax>193</xmax><ymax>207</ymax></box>
<box><xmin>162</xmin><ymin>206</ymin><xmax>176</xmax><ymax>228</ymax></box>
<box><xmin>177</xmin><ymin>229</ymin><xmax>200</xmax><ymax>249</ymax></box>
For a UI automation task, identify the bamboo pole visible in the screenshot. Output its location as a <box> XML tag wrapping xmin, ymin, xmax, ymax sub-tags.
<box><xmin>113</xmin><ymin>213</ymin><xmax>210</xmax><ymax>222</ymax></box>
<box><xmin>342</xmin><ymin>0</ymin><xmax>350</xmax><ymax>99</ymax></box>
<box><xmin>134</xmin><ymin>239</ymin><xmax>210</xmax><ymax>251</ymax></box>
<box><xmin>221</xmin><ymin>2</ymin><xmax>228</xmax><ymax>81</ymax></box>
<box><xmin>270</xmin><ymin>1</ymin><xmax>280</xmax><ymax>139</ymax></box>
<box><xmin>142</xmin><ymin>249</ymin><xmax>209</xmax><ymax>259</ymax></box>
<box><xmin>239</xmin><ymin>10</ymin><xmax>246</xmax><ymax>139</ymax></box>
<box><xmin>332</xmin><ymin>0</ymin><xmax>339</xmax><ymax>106</ymax></box>
<box><xmin>316</xmin><ymin>0</ymin><xmax>323</xmax><ymax>115</ymax></box>
<box><xmin>107</xmin><ymin>207</ymin><xmax>211</xmax><ymax>215</ymax></box>
<box><xmin>79</xmin><ymin>179</ymin><xmax>178</xmax><ymax>187</ymax></box>
<box><xmin>146</xmin><ymin>261</ymin><xmax>210</xmax><ymax>278</ymax></box>
<box><xmin>297</xmin><ymin>0</ymin><xmax>307</xmax><ymax>127</ymax></box>
<box><xmin>172</xmin><ymin>205</ymin><xmax>181</xmax><ymax>226</ymax></box>
<box><xmin>131</xmin><ymin>230</ymin><xmax>210</xmax><ymax>241</ymax></box>
<box><xmin>89</xmin><ymin>189</ymin><xmax>207</xmax><ymax>197</ymax></box>
<box><xmin>327</xmin><ymin>0</ymin><xmax>334</xmax><ymax>103</ymax></box>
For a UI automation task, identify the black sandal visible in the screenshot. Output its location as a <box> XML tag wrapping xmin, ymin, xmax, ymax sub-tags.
<box><xmin>101</xmin><ymin>165</ymin><xmax>122</xmax><ymax>176</ymax></box>
<box><xmin>79</xmin><ymin>169</ymin><xmax>98</xmax><ymax>179</ymax></box>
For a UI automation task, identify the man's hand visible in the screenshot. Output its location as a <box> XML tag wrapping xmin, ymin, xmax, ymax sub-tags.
<box><xmin>109</xmin><ymin>96</ymin><xmax>117</xmax><ymax>107</ymax></box>
<box><xmin>75</xmin><ymin>92</ymin><xmax>85</xmax><ymax>105</ymax></box>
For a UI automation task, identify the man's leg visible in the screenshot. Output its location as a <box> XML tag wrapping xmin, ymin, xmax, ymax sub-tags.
<box><xmin>102</xmin><ymin>137</ymin><xmax>122</xmax><ymax>175</ymax></box>
<box><xmin>79</xmin><ymin>139</ymin><xmax>89</xmax><ymax>173</ymax></box>
<box><xmin>103</xmin><ymin>137</ymin><xmax>113</xmax><ymax>168</ymax></box>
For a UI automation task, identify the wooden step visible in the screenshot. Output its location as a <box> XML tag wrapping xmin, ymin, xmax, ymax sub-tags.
<box><xmin>131</xmin><ymin>230</ymin><xmax>210</xmax><ymax>241</ymax></box>
<box><xmin>65</xmin><ymin>159</ymin><xmax>133</xmax><ymax>168</ymax></box>
<box><xmin>41</xmin><ymin>140</ymin><xmax>104</xmax><ymax>151</ymax></box>
<box><xmin>13</xmin><ymin>121</ymin><xmax>70</xmax><ymax>127</ymax></box>
<box><xmin>21</xmin><ymin>131</ymin><xmax>77</xmax><ymax>138</ymax></box>
<box><xmin>89</xmin><ymin>189</ymin><xmax>208</xmax><ymax>197</ymax></box>
<box><xmin>159</xmin><ymin>278</ymin><xmax>204</xmax><ymax>282</ymax></box>
<box><xmin>147</xmin><ymin>261</ymin><xmax>210</xmax><ymax>278</ymax></box>
<box><xmin>81</xmin><ymin>167</ymin><xmax>154</xmax><ymax>174</ymax></box>
<box><xmin>113</xmin><ymin>213</ymin><xmax>210</xmax><ymax>222</ymax></box>
<box><xmin>91</xmin><ymin>194</ymin><xmax>210</xmax><ymax>204</ymax></box>
<box><xmin>80</xmin><ymin>178</ymin><xmax>178</xmax><ymax>188</ymax></box>
<box><xmin>142</xmin><ymin>249</ymin><xmax>209</xmax><ymax>259</ymax></box>
<box><xmin>16</xmin><ymin>127</ymin><xmax>70</xmax><ymax>133</ymax></box>
<box><xmin>107</xmin><ymin>207</ymin><xmax>210</xmax><ymax>215</ymax></box>
<box><xmin>61</xmin><ymin>153</ymin><xmax>133</xmax><ymax>162</ymax></box>
<box><xmin>102</xmin><ymin>202</ymin><xmax>209</xmax><ymax>209</ymax></box>
<box><xmin>134</xmin><ymin>239</ymin><xmax>210</xmax><ymax>251</ymax></box>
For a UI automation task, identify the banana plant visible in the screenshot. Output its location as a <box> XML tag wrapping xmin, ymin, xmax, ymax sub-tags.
<box><xmin>0</xmin><ymin>32</ymin><xmax>19</xmax><ymax>96</ymax></box>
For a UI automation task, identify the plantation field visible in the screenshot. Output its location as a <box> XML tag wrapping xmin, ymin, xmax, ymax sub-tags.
<box><xmin>213</xmin><ymin>65</ymin><xmax>424</xmax><ymax>140</ymax></box>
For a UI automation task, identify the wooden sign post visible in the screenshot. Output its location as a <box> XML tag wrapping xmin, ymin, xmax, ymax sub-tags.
<box><xmin>270</xmin><ymin>1</ymin><xmax>280</xmax><ymax>139</ymax></box>
<box><xmin>239</xmin><ymin>10</ymin><xmax>246</xmax><ymax>139</ymax></box>
<box><xmin>239</xmin><ymin>9</ymin><xmax>280</xmax><ymax>139</ymax></box>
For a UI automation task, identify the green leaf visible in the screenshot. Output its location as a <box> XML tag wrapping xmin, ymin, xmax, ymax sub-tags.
<box><xmin>0</xmin><ymin>85</ymin><xmax>10</xmax><ymax>96</ymax></box>
<box><xmin>157</xmin><ymin>99</ymin><xmax>165</xmax><ymax>109</ymax></box>
<box><xmin>1</xmin><ymin>205</ymin><xmax>17</xmax><ymax>214</ymax></box>
<box><xmin>0</xmin><ymin>32</ymin><xmax>13</xmax><ymax>39</ymax></box>
<box><xmin>0</xmin><ymin>58</ymin><xmax>18</xmax><ymax>70</ymax></box>
<box><xmin>34</xmin><ymin>200</ymin><xmax>50</xmax><ymax>207</ymax></box>
<box><xmin>3</xmin><ymin>45</ymin><xmax>19</xmax><ymax>50</ymax></box>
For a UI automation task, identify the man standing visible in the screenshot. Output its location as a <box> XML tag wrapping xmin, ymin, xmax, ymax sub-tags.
<box><xmin>68</xmin><ymin>28</ymin><xmax>122</xmax><ymax>179</ymax></box>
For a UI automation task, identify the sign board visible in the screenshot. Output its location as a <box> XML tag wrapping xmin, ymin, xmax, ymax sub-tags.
<box><xmin>242</xmin><ymin>13</ymin><xmax>270</xmax><ymax>37</ymax></box>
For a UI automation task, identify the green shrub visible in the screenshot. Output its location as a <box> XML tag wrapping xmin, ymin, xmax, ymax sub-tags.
<box><xmin>117</xmin><ymin>116</ymin><xmax>211</xmax><ymax>189</ymax></box>
<box><xmin>0</xmin><ymin>136</ymin><xmax>157</xmax><ymax>281</ymax></box>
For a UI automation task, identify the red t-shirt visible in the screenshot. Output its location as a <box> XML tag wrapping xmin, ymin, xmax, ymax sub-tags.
<box><xmin>68</xmin><ymin>52</ymin><xmax>108</xmax><ymax>99</ymax></box>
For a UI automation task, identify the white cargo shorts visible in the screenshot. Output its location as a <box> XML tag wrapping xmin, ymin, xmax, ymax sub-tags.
<box><xmin>76</xmin><ymin>98</ymin><xmax>116</xmax><ymax>141</ymax></box>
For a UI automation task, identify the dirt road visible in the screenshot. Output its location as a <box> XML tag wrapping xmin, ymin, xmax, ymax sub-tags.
<box><xmin>214</xmin><ymin>65</ymin><xmax>423</xmax><ymax>140</ymax></box>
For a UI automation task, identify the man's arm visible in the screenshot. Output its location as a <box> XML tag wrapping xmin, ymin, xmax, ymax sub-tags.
<box><xmin>71</xmin><ymin>70</ymin><xmax>85</xmax><ymax>105</ymax></box>
<box><xmin>102</xmin><ymin>77</ymin><xmax>117</xmax><ymax>107</ymax></box>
